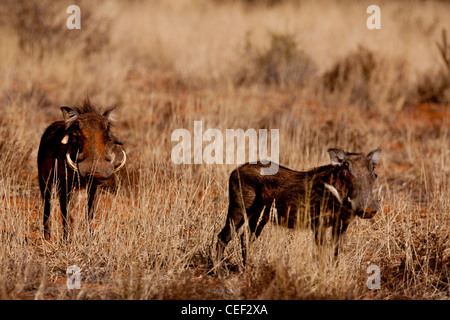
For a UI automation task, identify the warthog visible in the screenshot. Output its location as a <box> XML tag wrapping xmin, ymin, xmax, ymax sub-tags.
<box><xmin>216</xmin><ymin>148</ymin><xmax>381</xmax><ymax>264</ymax></box>
<box><xmin>37</xmin><ymin>99</ymin><xmax>126</xmax><ymax>239</ymax></box>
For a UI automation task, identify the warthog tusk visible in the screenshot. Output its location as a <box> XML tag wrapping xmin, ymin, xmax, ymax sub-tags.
<box><xmin>66</xmin><ymin>152</ymin><xmax>78</xmax><ymax>172</ymax></box>
<box><xmin>113</xmin><ymin>150</ymin><xmax>127</xmax><ymax>173</ymax></box>
<box><xmin>324</xmin><ymin>183</ymin><xmax>342</xmax><ymax>204</ymax></box>
<box><xmin>66</xmin><ymin>150</ymin><xmax>126</xmax><ymax>174</ymax></box>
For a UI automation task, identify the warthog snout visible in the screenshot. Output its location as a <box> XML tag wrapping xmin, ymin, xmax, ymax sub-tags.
<box><xmin>347</xmin><ymin>197</ymin><xmax>379</xmax><ymax>219</ymax></box>
<box><xmin>66</xmin><ymin>148</ymin><xmax>126</xmax><ymax>179</ymax></box>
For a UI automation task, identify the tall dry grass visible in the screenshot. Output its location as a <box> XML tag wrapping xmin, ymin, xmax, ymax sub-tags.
<box><xmin>0</xmin><ymin>0</ymin><xmax>448</xmax><ymax>299</ymax></box>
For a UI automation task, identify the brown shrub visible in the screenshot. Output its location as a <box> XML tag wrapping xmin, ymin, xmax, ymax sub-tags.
<box><xmin>0</xmin><ymin>0</ymin><xmax>111</xmax><ymax>58</ymax></box>
<box><xmin>235</xmin><ymin>32</ymin><xmax>317</xmax><ymax>88</ymax></box>
<box><xmin>323</xmin><ymin>46</ymin><xmax>408</xmax><ymax>110</ymax></box>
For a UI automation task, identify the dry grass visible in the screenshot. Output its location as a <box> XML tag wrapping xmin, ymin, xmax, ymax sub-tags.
<box><xmin>0</xmin><ymin>0</ymin><xmax>449</xmax><ymax>300</ymax></box>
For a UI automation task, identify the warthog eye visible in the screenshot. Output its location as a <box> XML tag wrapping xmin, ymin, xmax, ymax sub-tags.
<box><xmin>342</xmin><ymin>162</ymin><xmax>350</xmax><ymax>176</ymax></box>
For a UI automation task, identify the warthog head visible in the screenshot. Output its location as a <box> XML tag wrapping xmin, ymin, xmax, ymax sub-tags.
<box><xmin>326</xmin><ymin>148</ymin><xmax>381</xmax><ymax>219</ymax></box>
<box><xmin>61</xmin><ymin>102</ymin><xmax>126</xmax><ymax>180</ymax></box>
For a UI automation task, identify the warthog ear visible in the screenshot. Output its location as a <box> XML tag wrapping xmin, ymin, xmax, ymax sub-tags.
<box><xmin>61</xmin><ymin>107</ymin><xmax>79</xmax><ymax>129</ymax></box>
<box><xmin>328</xmin><ymin>148</ymin><xmax>345</xmax><ymax>165</ymax></box>
<box><xmin>367</xmin><ymin>148</ymin><xmax>382</xmax><ymax>166</ymax></box>
<box><xmin>103</xmin><ymin>107</ymin><xmax>117</xmax><ymax>123</ymax></box>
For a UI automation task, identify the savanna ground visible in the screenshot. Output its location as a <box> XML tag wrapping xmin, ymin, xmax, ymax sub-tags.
<box><xmin>0</xmin><ymin>0</ymin><xmax>449</xmax><ymax>300</ymax></box>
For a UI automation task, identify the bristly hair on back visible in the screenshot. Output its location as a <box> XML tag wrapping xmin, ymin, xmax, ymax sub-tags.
<box><xmin>72</xmin><ymin>97</ymin><xmax>116</xmax><ymax>120</ymax></box>
<box><xmin>72</xmin><ymin>97</ymin><xmax>98</xmax><ymax>114</ymax></box>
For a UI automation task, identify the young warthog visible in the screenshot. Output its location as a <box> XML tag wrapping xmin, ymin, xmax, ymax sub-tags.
<box><xmin>37</xmin><ymin>99</ymin><xmax>126</xmax><ymax>239</ymax></box>
<box><xmin>216</xmin><ymin>148</ymin><xmax>381</xmax><ymax>264</ymax></box>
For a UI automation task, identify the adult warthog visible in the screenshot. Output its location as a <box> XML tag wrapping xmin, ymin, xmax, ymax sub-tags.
<box><xmin>37</xmin><ymin>99</ymin><xmax>126</xmax><ymax>239</ymax></box>
<box><xmin>216</xmin><ymin>148</ymin><xmax>382</xmax><ymax>264</ymax></box>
